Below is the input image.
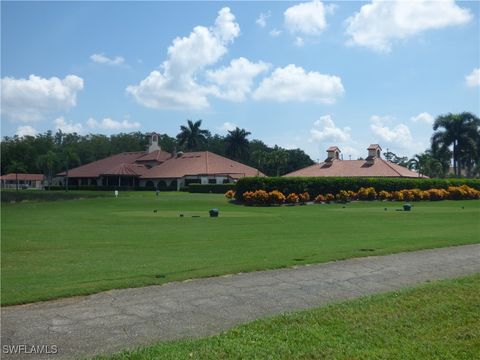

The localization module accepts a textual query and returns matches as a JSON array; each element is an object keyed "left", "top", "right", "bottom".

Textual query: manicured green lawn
[
  {"left": 1, "top": 192, "right": 479, "bottom": 305},
  {"left": 99, "top": 275, "right": 480, "bottom": 360}
]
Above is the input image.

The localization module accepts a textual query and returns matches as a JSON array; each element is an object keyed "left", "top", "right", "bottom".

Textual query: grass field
[
  {"left": 1, "top": 192, "right": 479, "bottom": 305},
  {"left": 99, "top": 274, "right": 480, "bottom": 360}
]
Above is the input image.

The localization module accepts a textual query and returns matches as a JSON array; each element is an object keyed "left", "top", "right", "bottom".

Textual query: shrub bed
[
  {"left": 1, "top": 190, "right": 110, "bottom": 203},
  {"left": 229, "top": 185, "right": 480, "bottom": 206},
  {"left": 235, "top": 177, "right": 480, "bottom": 201},
  {"left": 189, "top": 183, "right": 236, "bottom": 194}
]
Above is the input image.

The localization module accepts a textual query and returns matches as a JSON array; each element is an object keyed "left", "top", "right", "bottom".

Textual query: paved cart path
[{"left": 2, "top": 244, "right": 480, "bottom": 360}]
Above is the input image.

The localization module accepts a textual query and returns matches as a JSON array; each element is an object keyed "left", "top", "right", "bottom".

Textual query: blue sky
[{"left": 1, "top": 1, "right": 479, "bottom": 160}]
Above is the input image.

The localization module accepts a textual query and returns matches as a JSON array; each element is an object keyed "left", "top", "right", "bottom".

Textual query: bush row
[
  {"left": 1, "top": 191, "right": 109, "bottom": 203},
  {"left": 235, "top": 177, "right": 480, "bottom": 201},
  {"left": 226, "top": 185, "right": 480, "bottom": 206},
  {"left": 188, "top": 184, "right": 236, "bottom": 194}
]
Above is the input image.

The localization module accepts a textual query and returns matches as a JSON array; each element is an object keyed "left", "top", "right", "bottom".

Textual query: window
[{"left": 208, "top": 179, "right": 216, "bottom": 184}]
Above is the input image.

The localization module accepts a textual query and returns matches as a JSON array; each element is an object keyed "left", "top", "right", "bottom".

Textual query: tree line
[
  {"left": 2, "top": 112, "right": 479, "bottom": 182},
  {"left": 0, "top": 121, "right": 314, "bottom": 182}
]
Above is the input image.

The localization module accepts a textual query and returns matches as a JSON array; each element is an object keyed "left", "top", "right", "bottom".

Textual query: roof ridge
[{"left": 380, "top": 158, "right": 403, "bottom": 177}]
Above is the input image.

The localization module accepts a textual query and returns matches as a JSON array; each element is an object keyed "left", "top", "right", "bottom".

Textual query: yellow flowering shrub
[
  {"left": 286, "top": 193, "right": 299, "bottom": 204},
  {"left": 225, "top": 190, "right": 236, "bottom": 199}
]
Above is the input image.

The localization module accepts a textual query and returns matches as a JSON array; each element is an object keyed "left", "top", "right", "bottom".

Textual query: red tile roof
[
  {"left": 57, "top": 152, "right": 146, "bottom": 177},
  {"left": 327, "top": 146, "right": 341, "bottom": 152},
  {"left": 1, "top": 173, "right": 44, "bottom": 181},
  {"left": 141, "top": 151, "right": 264, "bottom": 179},
  {"left": 367, "top": 144, "right": 382, "bottom": 150},
  {"left": 101, "top": 163, "right": 149, "bottom": 176},
  {"left": 284, "top": 159, "right": 427, "bottom": 178},
  {"left": 135, "top": 150, "right": 172, "bottom": 163}
]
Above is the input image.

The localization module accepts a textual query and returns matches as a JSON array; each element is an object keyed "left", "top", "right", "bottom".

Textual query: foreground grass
[
  {"left": 1, "top": 192, "right": 479, "bottom": 305},
  {"left": 100, "top": 275, "right": 480, "bottom": 360}
]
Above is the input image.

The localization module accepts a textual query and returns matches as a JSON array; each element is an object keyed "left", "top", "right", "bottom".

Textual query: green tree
[
  {"left": 176, "top": 120, "right": 210, "bottom": 150},
  {"left": 408, "top": 152, "right": 443, "bottom": 178},
  {"left": 432, "top": 112, "right": 480, "bottom": 177},
  {"left": 61, "top": 148, "right": 80, "bottom": 191},
  {"left": 225, "top": 127, "right": 251, "bottom": 161},
  {"left": 6, "top": 161, "right": 27, "bottom": 192},
  {"left": 37, "top": 151, "right": 58, "bottom": 190}
]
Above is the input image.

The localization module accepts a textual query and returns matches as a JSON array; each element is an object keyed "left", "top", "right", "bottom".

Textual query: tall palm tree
[
  {"left": 176, "top": 120, "right": 210, "bottom": 150},
  {"left": 37, "top": 151, "right": 58, "bottom": 190},
  {"left": 225, "top": 127, "right": 251, "bottom": 161},
  {"left": 268, "top": 147, "right": 289, "bottom": 177},
  {"left": 408, "top": 152, "right": 443, "bottom": 178},
  {"left": 62, "top": 148, "right": 80, "bottom": 191},
  {"left": 6, "top": 161, "right": 27, "bottom": 192},
  {"left": 431, "top": 112, "right": 480, "bottom": 177}
]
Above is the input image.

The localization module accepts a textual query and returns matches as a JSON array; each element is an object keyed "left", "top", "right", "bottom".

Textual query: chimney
[
  {"left": 366, "top": 144, "right": 382, "bottom": 163},
  {"left": 147, "top": 132, "right": 161, "bottom": 153},
  {"left": 326, "top": 146, "right": 341, "bottom": 162}
]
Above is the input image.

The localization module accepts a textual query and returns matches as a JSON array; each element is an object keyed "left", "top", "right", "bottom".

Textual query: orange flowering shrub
[
  {"left": 426, "top": 188, "right": 448, "bottom": 201},
  {"left": 335, "top": 190, "right": 352, "bottom": 202},
  {"left": 268, "top": 190, "right": 286, "bottom": 205},
  {"left": 325, "top": 193, "right": 335, "bottom": 202},
  {"left": 314, "top": 194, "right": 325, "bottom": 203},
  {"left": 378, "top": 190, "right": 391, "bottom": 200},
  {"left": 225, "top": 190, "right": 236, "bottom": 199},
  {"left": 391, "top": 191, "right": 404, "bottom": 201},
  {"left": 286, "top": 193, "right": 299, "bottom": 204},
  {"left": 298, "top": 192, "right": 310, "bottom": 203},
  {"left": 448, "top": 185, "right": 480, "bottom": 200},
  {"left": 357, "top": 187, "right": 377, "bottom": 200}
]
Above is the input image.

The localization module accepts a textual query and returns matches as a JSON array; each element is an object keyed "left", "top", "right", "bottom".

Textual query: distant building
[
  {"left": 57, "top": 133, "right": 263, "bottom": 189},
  {"left": 284, "top": 144, "right": 426, "bottom": 178},
  {"left": 1, "top": 173, "right": 45, "bottom": 189}
]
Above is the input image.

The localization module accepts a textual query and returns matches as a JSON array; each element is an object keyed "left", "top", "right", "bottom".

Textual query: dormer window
[
  {"left": 366, "top": 144, "right": 382, "bottom": 163},
  {"left": 326, "top": 146, "right": 341, "bottom": 162}
]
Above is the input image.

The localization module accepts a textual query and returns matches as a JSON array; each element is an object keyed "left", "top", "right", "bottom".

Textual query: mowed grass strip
[
  {"left": 1, "top": 192, "right": 479, "bottom": 305},
  {"left": 99, "top": 275, "right": 480, "bottom": 360}
]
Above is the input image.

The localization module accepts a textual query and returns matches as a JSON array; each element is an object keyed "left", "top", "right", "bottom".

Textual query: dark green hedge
[
  {"left": 48, "top": 185, "right": 158, "bottom": 191},
  {"left": 1, "top": 190, "right": 110, "bottom": 203},
  {"left": 188, "top": 183, "right": 236, "bottom": 194},
  {"left": 235, "top": 177, "right": 480, "bottom": 201}
]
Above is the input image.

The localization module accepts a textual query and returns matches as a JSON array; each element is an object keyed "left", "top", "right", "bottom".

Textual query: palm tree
[
  {"left": 431, "top": 112, "right": 480, "bottom": 177},
  {"left": 225, "top": 127, "right": 251, "bottom": 161},
  {"left": 37, "top": 151, "right": 58, "bottom": 190},
  {"left": 268, "top": 147, "right": 289, "bottom": 177},
  {"left": 408, "top": 152, "right": 443, "bottom": 178},
  {"left": 176, "top": 120, "right": 210, "bottom": 150},
  {"left": 62, "top": 148, "right": 80, "bottom": 191},
  {"left": 6, "top": 161, "right": 27, "bottom": 192}
]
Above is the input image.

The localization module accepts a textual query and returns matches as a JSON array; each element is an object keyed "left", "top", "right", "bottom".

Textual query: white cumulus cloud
[
  {"left": 410, "top": 112, "right": 434, "bottom": 124},
  {"left": 370, "top": 115, "right": 424, "bottom": 154},
  {"left": 218, "top": 122, "right": 237, "bottom": 133},
  {"left": 87, "top": 117, "right": 141, "bottom": 130},
  {"left": 90, "top": 53, "right": 125, "bottom": 66},
  {"left": 465, "top": 68, "right": 480, "bottom": 87},
  {"left": 269, "top": 28, "right": 282, "bottom": 37},
  {"left": 16, "top": 125, "right": 37, "bottom": 137},
  {"left": 1, "top": 74, "right": 84, "bottom": 122},
  {"left": 253, "top": 64, "right": 344, "bottom": 104},
  {"left": 284, "top": 0, "right": 333, "bottom": 35},
  {"left": 346, "top": 0, "right": 472, "bottom": 52},
  {"left": 126, "top": 7, "right": 240, "bottom": 110},
  {"left": 54, "top": 116, "right": 84, "bottom": 134},
  {"left": 206, "top": 57, "right": 270, "bottom": 101},
  {"left": 256, "top": 11, "right": 270, "bottom": 28},
  {"left": 310, "top": 115, "right": 351, "bottom": 143}
]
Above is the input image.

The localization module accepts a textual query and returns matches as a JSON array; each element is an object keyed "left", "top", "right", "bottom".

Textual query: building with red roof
[
  {"left": 1, "top": 173, "right": 45, "bottom": 189},
  {"left": 284, "top": 144, "right": 426, "bottom": 178},
  {"left": 57, "top": 133, "right": 263, "bottom": 189}
]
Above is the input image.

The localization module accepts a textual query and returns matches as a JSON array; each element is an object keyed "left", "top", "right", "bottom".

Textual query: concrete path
[{"left": 2, "top": 244, "right": 479, "bottom": 360}]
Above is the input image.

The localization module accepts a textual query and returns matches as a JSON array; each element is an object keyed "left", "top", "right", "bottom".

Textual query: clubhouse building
[
  {"left": 57, "top": 133, "right": 263, "bottom": 189},
  {"left": 284, "top": 144, "right": 426, "bottom": 178}
]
